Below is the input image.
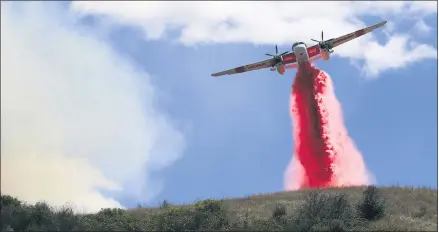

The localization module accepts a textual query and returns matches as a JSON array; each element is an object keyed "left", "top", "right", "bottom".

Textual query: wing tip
[
  {"left": 211, "top": 70, "right": 234, "bottom": 77},
  {"left": 211, "top": 73, "right": 223, "bottom": 77}
]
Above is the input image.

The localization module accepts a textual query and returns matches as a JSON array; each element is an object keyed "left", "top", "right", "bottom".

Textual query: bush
[
  {"left": 0, "top": 194, "right": 152, "bottom": 231},
  {"left": 193, "top": 199, "right": 230, "bottom": 230},
  {"left": 245, "top": 203, "right": 290, "bottom": 231},
  {"left": 311, "top": 219, "right": 346, "bottom": 232},
  {"left": 84, "top": 207, "right": 153, "bottom": 231},
  {"left": 51, "top": 206, "right": 79, "bottom": 231},
  {"left": 272, "top": 203, "right": 287, "bottom": 219},
  {"left": 411, "top": 205, "right": 426, "bottom": 218},
  {"left": 160, "top": 200, "right": 171, "bottom": 209},
  {"left": 356, "top": 186, "right": 385, "bottom": 221},
  {"left": 1, "top": 195, "right": 29, "bottom": 231},
  {"left": 288, "top": 192, "right": 357, "bottom": 232},
  {"left": 155, "top": 205, "right": 197, "bottom": 231},
  {"left": 0, "top": 189, "right": 389, "bottom": 232},
  {"left": 27, "top": 202, "right": 57, "bottom": 230},
  {"left": 0, "top": 195, "right": 61, "bottom": 231},
  {"left": 155, "top": 199, "right": 230, "bottom": 231},
  {"left": 1, "top": 195, "right": 22, "bottom": 208},
  {"left": 248, "top": 217, "right": 287, "bottom": 231}
]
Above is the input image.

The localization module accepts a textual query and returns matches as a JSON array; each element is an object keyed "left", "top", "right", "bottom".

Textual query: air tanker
[{"left": 211, "top": 21, "right": 387, "bottom": 77}]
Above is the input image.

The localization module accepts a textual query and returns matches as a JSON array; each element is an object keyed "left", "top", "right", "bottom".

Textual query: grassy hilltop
[{"left": 1, "top": 186, "right": 437, "bottom": 231}]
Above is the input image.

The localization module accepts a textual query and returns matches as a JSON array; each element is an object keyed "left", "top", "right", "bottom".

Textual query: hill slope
[
  {"left": 1, "top": 186, "right": 437, "bottom": 231},
  {"left": 226, "top": 186, "right": 437, "bottom": 231}
]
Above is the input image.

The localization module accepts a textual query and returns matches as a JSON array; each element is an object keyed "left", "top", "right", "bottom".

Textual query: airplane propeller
[
  {"left": 311, "top": 30, "right": 324, "bottom": 43},
  {"left": 265, "top": 45, "right": 289, "bottom": 58},
  {"left": 311, "top": 30, "right": 332, "bottom": 51}
]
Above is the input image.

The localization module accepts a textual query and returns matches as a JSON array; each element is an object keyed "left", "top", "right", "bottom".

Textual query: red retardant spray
[{"left": 284, "top": 62, "right": 373, "bottom": 190}]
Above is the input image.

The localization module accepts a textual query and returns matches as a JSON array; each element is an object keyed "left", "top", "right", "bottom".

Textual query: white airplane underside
[
  {"left": 270, "top": 49, "right": 334, "bottom": 75},
  {"left": 270, "top": 44, "right": 333, "bottom": 75}
]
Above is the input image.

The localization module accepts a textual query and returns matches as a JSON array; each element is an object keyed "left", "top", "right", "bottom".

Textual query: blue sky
[
  {"left": 109, "top": 17, "right": 438, "bottom": 207},
  {"left": 1, "top": 2, "right": 437, "bottom": 211}
]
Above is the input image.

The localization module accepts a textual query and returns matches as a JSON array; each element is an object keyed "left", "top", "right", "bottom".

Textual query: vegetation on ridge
[{"left": 1, "top": 185, "right": 436, "bottom": 231}]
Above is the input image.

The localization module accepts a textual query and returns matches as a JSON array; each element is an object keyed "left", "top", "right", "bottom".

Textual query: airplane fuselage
[
  {"left": 293, "top": 42, "right": 332, "bottom": 63},
  {"left": 293, "top": 43, "right": 310, "bottom": 63}
]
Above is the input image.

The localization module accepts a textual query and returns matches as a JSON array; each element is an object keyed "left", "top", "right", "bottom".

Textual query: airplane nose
[{"left": 294, "top": 45, "right": 308, "bottom": 63}]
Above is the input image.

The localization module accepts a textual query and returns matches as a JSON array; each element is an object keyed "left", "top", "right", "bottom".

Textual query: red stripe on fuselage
[
  {"left": 236, "top": 66, "right": 246, "bottom": 73},
  {"left": 247, "top": 62, "right": 267, "bottom": 70},
  {"left": 355, "top": 29, "right": 365, "bottom": 37},
  {"left": 337, "top": 29, "right": 365, "bottom": 46},
  {"left": 335, "top": 34, "right": 354, "bottom": 45}
]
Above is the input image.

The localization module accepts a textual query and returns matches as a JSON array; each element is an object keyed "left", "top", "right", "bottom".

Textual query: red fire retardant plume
[{"left": 284, "top": 62, "right": 374, "bottom": 190}]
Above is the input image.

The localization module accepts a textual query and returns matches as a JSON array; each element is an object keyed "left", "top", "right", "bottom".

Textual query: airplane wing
[
  {"left": 330, "top": 21, "right": 387, "bottom": 48},
  {"left": 285, "top": 63, "right": 298, "bottom": 69},
  {"left": 309, "top": 54, "right": 322, "bottom": 63},
  {"left": 211, "top": 58, "right": 277, "bottom": 77}
]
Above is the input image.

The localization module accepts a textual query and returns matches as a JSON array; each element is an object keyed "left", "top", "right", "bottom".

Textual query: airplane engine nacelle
[
  {"left": 320, "top": 50, "right": 330, "bottom": 61},
  {"left": 276, "top": 64, "right": 285, "bottom": 75}
]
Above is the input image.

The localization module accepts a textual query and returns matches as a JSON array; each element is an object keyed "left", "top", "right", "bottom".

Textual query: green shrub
[
  {"left": 272, "top": 203, "right": 287, "bottom": 219},
  {"left": 82, "top": 207, "right": 151, "bottom": 231},
  {"left": 0, "top": 188, "right": 391, "bottom": 232},
  {"left": 52, "top": 206, "right": 80, "bottom": 231},
  {"left": 1, "top": 195, "right": 23, "bottom": 231},
  {"left": 154, "top": 199, "right": 230, "bottom": 231},
  {"left": 156, "top": 205, "right": 198, "bottom": 231},
  {"left": 193, "top": 199, "right": 229, "bottom": 230},
  {"left": 249, "top": 217, "right": 286, "bottom": 231},
  {"left": 411, "top": 205, "right": 426, "bottom": 218},
  {"left": 311, "top": 219, "right": 346, "bottom": 232},
  {"left": 356, "top": 185, "right": 385, "bottom": 221},
  {"left": 1, "top": 195, "right": 22, "bottom": 208},
  {"left": 27, "top": 202, "right": 57, "bottom": 230},
  {"left": 0, "top": 195, "right": 59, "bottom": 231},
  {"left": 160, "top": 200, "right": 170, "bottom": 209},
  {"left": 288, "top": 192, "right": 357, "bottom": 232}
]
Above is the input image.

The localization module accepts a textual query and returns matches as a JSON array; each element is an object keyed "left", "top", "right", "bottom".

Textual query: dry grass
[{"left": 130, "top": 185, "right": 438, "bottom": 231}]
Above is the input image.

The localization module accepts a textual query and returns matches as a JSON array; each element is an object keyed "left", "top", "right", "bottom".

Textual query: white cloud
[
  {"left": 413, "top": 19, "right": 432, "bottom": 35},
  {"left": 70, "top": 1, "right": 437, "bottom": 77},
  {"left": 349, "top": 1, "right": 437, "bottom": 17},
  {"left": 360, "top": 35, "right": 437, "bottom": 77},
  {"left": 1, "top": 2, "right": 185, "bottom": 213}
]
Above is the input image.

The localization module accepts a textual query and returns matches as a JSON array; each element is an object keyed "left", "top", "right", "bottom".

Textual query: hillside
[{"left": 1, "top": 186, "right": 437, "bottom": 231}]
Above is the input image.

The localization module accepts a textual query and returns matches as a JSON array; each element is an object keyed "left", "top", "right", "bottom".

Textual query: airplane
[{"left": 211, "top": 21, "right": 387, "bottom": 77}]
